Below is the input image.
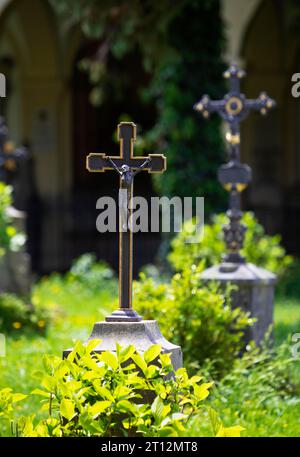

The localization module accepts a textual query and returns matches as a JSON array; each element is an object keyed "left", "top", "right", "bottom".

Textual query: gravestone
[
  {"left": 194, "top": 63, "right": 276, "bottom": 344},
  {"left": 0, "top": 116, "right": 31, "bottom": 295},
  {"left": 64, "top": 122, "right": 182, "bottom": 370}
]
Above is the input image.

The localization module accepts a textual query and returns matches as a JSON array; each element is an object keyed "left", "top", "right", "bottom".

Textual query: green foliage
[
  {"left": 0, "top": 262, "right": 299, "bottom": 436},
  {"left": 2, "top": 342, "right": 242, "bottom": 437},
  {"left": 134, "top": 265, "right": 253, "bottom": 377},
  {"left": 187, "top": 342, "right": 300, "bottom": 437},
  {"left": 51, "top": 0, "right": 226, "bottom": 210},
  {"left": 0, "top": 183, "right": 25, "bottom": 257},
  {"left": 146, "top": 0, "right": 226, "bottom": 210},
  {"left": 68, "top": 253, "right": 117, "bottom": 292},
  {"left": 32, "top": 254, "right": 117, "bottom": 324},
  {"left": 0, "top": 293, "right": 51, "bottom": 334},
  {"left": 0, "top": 388, "right": 26, "bottom": 426},
  {"left": 169, "top": 212, "right": 293, "bottom": 276},
  {"left": 277, "top": 258, "right": 300, "bottom": 298}
]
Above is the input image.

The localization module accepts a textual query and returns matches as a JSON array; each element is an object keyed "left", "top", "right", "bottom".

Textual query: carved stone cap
[{"left": 201, "top": 262, "right": 277, "bottom": 285}]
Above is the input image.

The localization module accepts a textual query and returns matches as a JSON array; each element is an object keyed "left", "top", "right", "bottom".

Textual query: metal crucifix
[
  {"left": 194, "top": 63, "right": 276, "bottom": 263},
  {"left": 87, "top": 122, "right": 166, "bottom": 322}
]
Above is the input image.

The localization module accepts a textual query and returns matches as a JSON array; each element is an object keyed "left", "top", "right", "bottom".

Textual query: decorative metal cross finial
[
  {"left": 87, "top": 122, "right": 166, "bottom": 322},
  {"left": 0, "top": 116, "right": 26, "bottom": 183},
  {"left": 194, "top": 63, "right": 276, "bottom": 263}
]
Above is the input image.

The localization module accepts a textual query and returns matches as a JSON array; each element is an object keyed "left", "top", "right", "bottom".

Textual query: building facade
[{"left": 0, "top": 0, "right": 299, "bottom": 273}]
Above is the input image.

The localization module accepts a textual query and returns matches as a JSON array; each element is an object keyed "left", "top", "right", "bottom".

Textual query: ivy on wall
[{"left": 51, "top": 0, "right": 227, "bottom": 213}]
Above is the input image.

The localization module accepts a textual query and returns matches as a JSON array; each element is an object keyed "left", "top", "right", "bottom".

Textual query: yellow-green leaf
[
  {"left": 132, "top": 353, "right": 147, "bottom": 373},
  {"left": 31, "top": 389, "right": 50, "bottom": 398},
  {"left": 89, "top": 400, "right": 111, "bottom": 419},
  {"left": 216, "top": 425, "right": 245, "bottom": 437},
  {"left": 60, "top": 398, "right": 76, "bottom": 421},
  {"left": 194, "top": 382, "right": 213, "bottom": 401},
  {"left": 144, "top": 345, "right": 162, "bottom": 364},
  {"left": 86, "top": 339, "right": 102, "bottom": 353},
  {"left": 11, "top": 393, "right": 27, "bottom": 403},
  {"left": 100, "top": 352, "right": 118, "bottom": 370}
]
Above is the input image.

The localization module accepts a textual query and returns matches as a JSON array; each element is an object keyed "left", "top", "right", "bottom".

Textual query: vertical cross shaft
[
  {"left": 86, "top": 122, "right": 166, "bottom": 322},
  {"left": 194, "top": 63, "right": 276, "bottom": 263},
  {"left": 118, "top": 126, "right": 135, "bottom": 315}
]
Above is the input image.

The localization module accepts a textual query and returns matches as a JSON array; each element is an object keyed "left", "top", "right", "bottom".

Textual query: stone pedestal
[
  {"left": 0, "top": 206, "right": 31, "bottom": 295},
  {"left": 201, "top": 262, "right": 276, "bottom": 345},
  {"left": 63, "top": 320, "right": 183, "bottom": 371}
]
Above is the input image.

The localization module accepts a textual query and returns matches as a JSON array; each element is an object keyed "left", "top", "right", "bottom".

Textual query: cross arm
[
  {"left": 86, "top": 152, "right": 166, "bottom": 174},
  {"left": 245, "top": 92, "right": 276, "bottom": 116},
  {"left": 86, "top": 153, "right": 114, "bottom": 173},
  {"left": 194, "top": 95, "right": 226, "bottom": 119}
]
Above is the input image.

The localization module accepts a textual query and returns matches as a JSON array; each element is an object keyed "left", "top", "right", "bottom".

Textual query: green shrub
[
  {"left": 0, "top": 293, "right": 51, "bottom": 334},
  {"left": 32, "top": 254, "right": 117, "bottom": 322},
  {"left": 186, "top": 341, "right": 300, "bottom": 437},
  {"left": 68, "top": 253, "right": 117, "bottom": 292},
  {"left": 134, "top": 265, "right": 253, "bottom": 377},
  {"left": 168, "top": 212, "right": 293, "bottom": 276},
  {"left": 0, "top": 388, "right": 26, "bottom": 427},
  {"left": 0, "top": 183, "right": 26, "bottom": 257},
  {"left": 277, "top": 258, "right": 300, "bottom": 298},
  {"left": 2, "top": 342, "right": 243, "bottom": 437}
]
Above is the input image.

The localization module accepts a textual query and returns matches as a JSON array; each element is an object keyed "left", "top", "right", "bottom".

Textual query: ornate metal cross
[
  {"left": 194, "top": 63, "right": 276, "bottom": 263},
  {"left": 0, "top": 116, "right": 26, "bottom": 183},
  {"left": 87, "top": 122, "right": 166, "bottom": 322}
]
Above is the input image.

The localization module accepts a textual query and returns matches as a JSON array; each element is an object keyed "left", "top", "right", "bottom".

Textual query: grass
[
  {"left": 0, "top": 271, "right": 116, "bottom": 434},
  {"left": 274, "top": 296, "right": 300, "bottom": 345},
  {"left": 0, "top": 269, "right": 300, "bottom": 437}
]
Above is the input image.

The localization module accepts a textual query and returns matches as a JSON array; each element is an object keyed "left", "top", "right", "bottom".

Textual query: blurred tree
[{"left": 51, "top": 0, "right": 226, "bottom": 213}]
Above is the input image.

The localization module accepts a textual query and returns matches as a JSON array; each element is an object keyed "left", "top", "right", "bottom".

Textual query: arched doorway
[
  {"left": 240, "top": 0, "right": 300, "bottom": 255},
  {"left": 69, "top": 42, "right": 161, "bottom": 275}
]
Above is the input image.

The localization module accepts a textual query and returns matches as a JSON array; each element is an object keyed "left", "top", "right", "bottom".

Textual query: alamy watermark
[
  {"left": 291, "top": 333, "right": 300, "bottom": 358},
  {"left": 291, "top": 73, "right": 300, "bottom": 97},
  {"left": 96, "top": 193, "right": 204, "bottom": 243},
  {"left": 0, "top": 73, "right": 5, "bottom": 98}
]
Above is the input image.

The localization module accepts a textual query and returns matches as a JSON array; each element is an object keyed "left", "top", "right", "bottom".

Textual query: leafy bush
[
  {"left": 277, "top": 257, "right": 300, "bottom": 298},
  {"left": 187, "top": 341, "right": 300, "bottom": 437},
  {"left": 0, "top": 293, "right": 51, "bottom": 334},
  {"left": 0, "top": 183, "right": 25, "bottom": 257},
  {"left": 2, "top": 342, "right": 242, "bottom": 437},
  {"left": 68, "top": 253, "right": 117, "bottom": 292},
  {"left": 32, "top": 254, "right": 117, "bottom": 323},
  {"left": 0, "top": 388, "right": 26, "bottom": 428},
  {"left": 169, "top": 212, "right": 293, "bottom": 276},
  {"left": 134, "top": 265, "right": 253, "bottom": 377}
]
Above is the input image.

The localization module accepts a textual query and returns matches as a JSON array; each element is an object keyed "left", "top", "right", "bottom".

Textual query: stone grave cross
[
  {"left": 194, "top": 63, "right": 276, "bottom": 262},
  {"left": 87, "top": 122, "right": 166, "bottom": 322}
]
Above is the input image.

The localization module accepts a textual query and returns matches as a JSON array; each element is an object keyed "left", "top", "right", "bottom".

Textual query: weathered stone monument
[
  {"left": 0, "top": 116, "right": 31, "bottom": 295},
  {"left": 64, "top": 122, "right": 182, "bottom": 369},
  {"left": 194, "top": 63, "right": 276, "bottom": 344}
]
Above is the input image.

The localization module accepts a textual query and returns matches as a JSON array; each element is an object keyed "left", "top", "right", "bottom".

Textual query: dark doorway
[{"left": 70, "top": 41, "right": 161, "bottom": 275}]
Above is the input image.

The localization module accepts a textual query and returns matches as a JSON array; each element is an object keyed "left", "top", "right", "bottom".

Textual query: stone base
[
  {"left": 105, "top": 308, "right": 142, "bottom": 322},
  {"left": 63, "top": 320, "right": 183, "bottom": 371},
  {"left": 201, "top": 262, "right": 277, "bottom": 345},
  {"left": 0, "top": 206, "right": 31, "bottom": 295}
]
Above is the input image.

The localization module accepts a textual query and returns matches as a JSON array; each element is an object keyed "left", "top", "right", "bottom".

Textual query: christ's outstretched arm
[
  {"left": 133, "top": 157, "right": 151, "bottom": 177},
  {"left": 107, "top": 157, "right": 122, "bottom": 175}
]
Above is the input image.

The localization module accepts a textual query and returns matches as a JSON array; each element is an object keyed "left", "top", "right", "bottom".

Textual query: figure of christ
[{"left": 107, "top": 157, "right": 152, "bottom": 231}]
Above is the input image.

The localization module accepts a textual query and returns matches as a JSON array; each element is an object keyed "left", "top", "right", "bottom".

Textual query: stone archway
[
  {"left": 234, "top": 0, "right": 300, "bottom": 256},
  {"left": 0, "top": 0, "right": 73, "bottom": 271}
]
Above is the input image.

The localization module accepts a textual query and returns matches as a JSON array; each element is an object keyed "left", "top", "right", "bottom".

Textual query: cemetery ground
[{"left": 0, "top": 247, "right": 300, "bottom": 437}]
